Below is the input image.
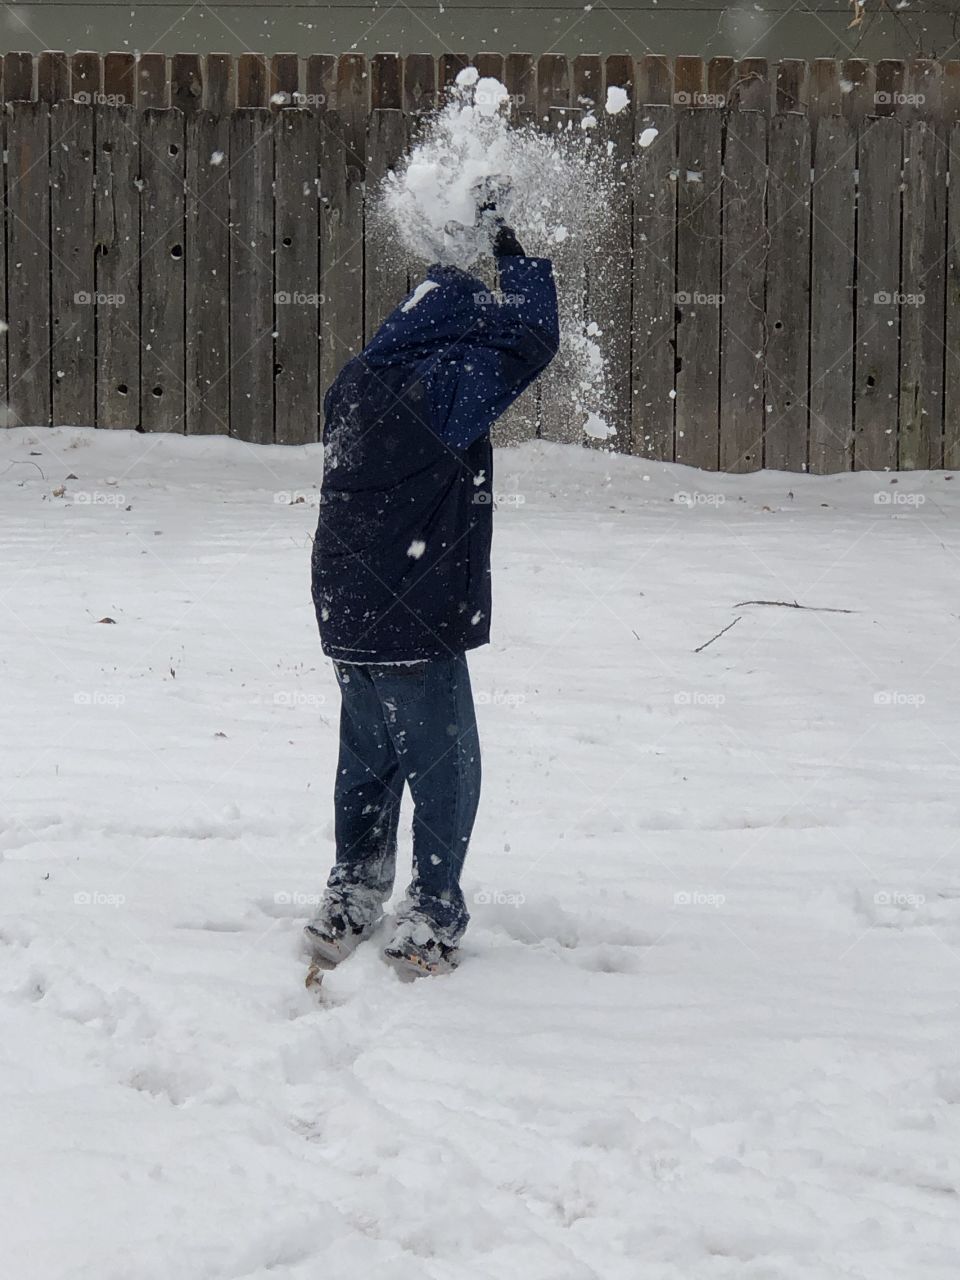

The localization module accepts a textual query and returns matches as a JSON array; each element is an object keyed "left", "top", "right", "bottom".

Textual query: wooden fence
[{"left": 2, "top": 50, "right": 960, "bottom": 471}]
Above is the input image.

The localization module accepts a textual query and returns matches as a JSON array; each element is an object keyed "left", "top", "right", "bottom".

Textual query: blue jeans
[{"left": 326, "top": 652, "right": 481, "bottom": 946}]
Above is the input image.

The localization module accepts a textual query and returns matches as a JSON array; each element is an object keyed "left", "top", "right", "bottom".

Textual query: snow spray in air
[{"left": 369, "top": 65, "right": 633, "bottom": 445}]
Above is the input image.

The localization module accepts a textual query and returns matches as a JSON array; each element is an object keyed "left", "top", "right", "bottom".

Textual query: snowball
[
  {"left": 638, "top": 127, "right": 659, "bottom": 148},
  {"left": 456, "top": 66, "right": 479, "bottom": 87},
  {"left": 584, "top": 412, "right": 615, "bottom": 440},
  {"left": 407, "top": 540, "right": 426, "bottom": 559},
  {"left": 605, "top": 86, "right": 630, "bottom": 115},
  {"left": 473, "top": 76, "right": 510, "bottom": 117}
]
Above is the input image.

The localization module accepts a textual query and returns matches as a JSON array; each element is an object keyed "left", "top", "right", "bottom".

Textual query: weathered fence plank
[
  {"left": 172, "top": 54, "right": 202, "bottom": 113},
  {"left": 137, "top": 53, "right": 167, "bottom": 108},
  {"left": 809, "top": 59, "right": 840, "bottom": 124},
  {"left": 809, "top": 114, "right": 856, "bottom": 474},
  {"left": 205, "top": 53, "right": 234, "bottom": 111},
  {"left": 94, "top": 104, "right": 139, "bottom": 429},
  {"left": 304, "top": 54, "right": 335, "bottom": 111},
  {"left": 185, "top": 110, "right": 230, "bottom": 435},
  {"left": 764, "top": 112, "right": 811, "bottom": 473},
  {"left": 841, "top": 59, "right": 875, "bottom": 126},
  {"left": 540, "top": 106, "right": 585, "bottom": 446},
  {"left": 271, "top": 52, "right": 300, "bottom": 106},
  {"left": 50, "top": 101, "right": 96, "bottom": 427},
  {"left": 338, "top": 53, "right": 367, "bottom": 172},
  {"left": 675, "top": 108, "right": 723, "bottom": 470},
  {"left": 899, "top": 119, "right": 946, "bottom": 469},
  {"left": 675, "top": 56, "right": 704, "bottom": 108},
  {"left": 7, "top": 103, "right": 50, "bottom": 426},
  {"left": 734, "top": 58, "right": 770, "bottom": 112},
  {"left": 104, "top": 52, "right": 134, "bottom": 104},
  {"left": 945, "top": 121, "right": 960, "bottom": 469},
  {"left": 70, "top": 52, "right": 102, "bottom": 103},
  {"left": 237, "top": 55, "right": 268, "bottom": 108},
  {"left": 587, "top": 66, "right": 633, "bottom": 449},
  {"left": 504, "top": 53, "right": 535, "bottom": 123},
  {"left": 720, "top": 110, "right": 766, "bottom": 473},
  {"left": 403, "top": 53, "right": 436, "bottom": 114},
  {"left": 637, "top": 55, "right": 672, "bottom": 106},
  {"left": 319, "top": 110, "right": 363, "bottom": 406},
  {"left": 491, "top": 59, "right": 542, "bottom": 445},
  {"left": 4, "top": 52, "right": 34, "bottom": 101},
  {"left": 275, "top": 108, "right": 320, "bottom": 446},
  {"left": 776, "top": 59, "right": 808, "bottom": 114},
  {"left": 855, "top": 117, "right": 902, "bottom": 472},
  {"left": 365, "top": 108, "right": 409, "bottom": 340},
  {"left": 0, "top": 112, "right": 8, "bottom": 419},
  {"left": 140, "top": 109, "right": 186, "bottom": 433},
  {"left": 572, "top": 54, "right": 601, "bottom": 107},
  {"left": 372, "top": 53, "right": 402, "bottom": 110},
  {"left": 707, "top": 57, "right": 734, "bottom": 104},
  {"left": 38, "top": 52, "right": 70, "bottom": 103},
  {"left": 229, "top": 110, "right": 274, "bottom": 444},
  {"left": 632, "top": 103, "right": 676, "bottom": 460}
]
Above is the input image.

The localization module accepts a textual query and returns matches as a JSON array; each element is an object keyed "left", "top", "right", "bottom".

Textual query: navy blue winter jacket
[{"left": 312, "top": 255, "right": 559, "bottom": 662}]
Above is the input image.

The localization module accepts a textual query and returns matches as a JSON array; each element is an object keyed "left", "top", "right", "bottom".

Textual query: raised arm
[{"left": 423, "top": 239, "right": 560, "bottom": 450}]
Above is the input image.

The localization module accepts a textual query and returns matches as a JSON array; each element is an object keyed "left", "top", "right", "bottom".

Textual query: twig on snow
[
  {"left": 733, "top": 599, "right": 854, "bottom": 614},
  {"left": 694, "top": 616, "right": 741, "bottom": 654},
  {"left": 0, "top": 458, "right": 46, "bottom": 481}
]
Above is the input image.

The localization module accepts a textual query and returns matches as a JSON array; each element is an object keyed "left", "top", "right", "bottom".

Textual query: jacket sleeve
[{"left": 424, "top": 256, "right": 560, "bottom": 450}]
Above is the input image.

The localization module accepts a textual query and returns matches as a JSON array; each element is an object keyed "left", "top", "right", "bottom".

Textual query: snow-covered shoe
[
  {"left": 382, "top": 914, "right": 460, "bottom": 979},
  {"left": 303, "top": 885, "right": 384, "bottom": 968}
]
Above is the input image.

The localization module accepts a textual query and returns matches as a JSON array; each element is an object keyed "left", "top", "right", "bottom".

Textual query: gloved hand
[{"left": 491, "top": 221, "right": 525, "bottom": 257}]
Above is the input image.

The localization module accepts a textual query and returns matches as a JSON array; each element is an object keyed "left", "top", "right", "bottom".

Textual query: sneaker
[
  {"left": 304, "top": 885, "right": 383, "bottom": 968},
  {"left": 382, "top": 913, "right": 460, "bottom": 978}
]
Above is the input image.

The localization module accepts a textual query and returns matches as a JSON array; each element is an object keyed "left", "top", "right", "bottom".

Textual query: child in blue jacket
[{"left": 307, "top": 214, "right": 559, "bottom": 976}]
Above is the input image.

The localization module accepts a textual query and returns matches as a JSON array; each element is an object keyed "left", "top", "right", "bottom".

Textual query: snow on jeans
[{"left": 327, "top": 652, "right": 481, "bottom": 947}]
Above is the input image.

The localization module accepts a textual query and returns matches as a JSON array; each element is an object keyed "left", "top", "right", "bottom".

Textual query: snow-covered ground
[{"left": 3, "top": 426, "right": 960, "bottom": 1279}]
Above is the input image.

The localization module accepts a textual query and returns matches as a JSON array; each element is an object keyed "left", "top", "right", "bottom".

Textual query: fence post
[
  {"left": 675, "top": 108, "right": 723, "bottom": 469},
  {"left": 809, "top": 114, "right": 856, "bottom": 474},
  {"left": 7, "top": 103, "right": 51, "bottom": 425},
  {"left": 275, "top": 109, "right": 320, "bottom": 446},
  {"left": 51, "top": 100, "right": 96, "bottom": 427},
  {"left": 899, "top": 116, "right": 946, "bottom": 469},
  {"left": 229, "top": 110, "right": 275, "bottom": 443},
  {"left": 140, "top": 108, "right": 186, "bottom": 433},
  {"left": 854, "top": 117, "right": 902, "bottom": 471},
  {"left": 720, "top": 110, "right": 766, "bottom": 473},
  {"left": 185, "top": 107, "right": 231, "bottom": 436},
  {"left": 94, "top": 100, "right": 140, "bottom": 429},
  {"left": 632, "top": 102, "right": 676, "bottom": 461},
  {"left": 764, "top": 112, "right": 811, "bottom": 473}
]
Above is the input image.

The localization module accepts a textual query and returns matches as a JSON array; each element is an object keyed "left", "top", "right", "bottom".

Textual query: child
[{"left": 307, "top": 207, "right": 559, "bottom": 976}]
